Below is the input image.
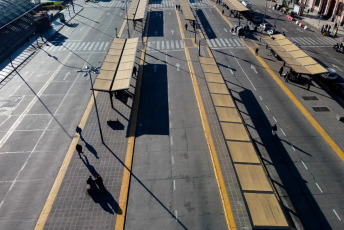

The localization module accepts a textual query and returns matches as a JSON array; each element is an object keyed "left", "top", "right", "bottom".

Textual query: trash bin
[{"left": 59, "top": 13, "right": 65, "bottom": 23}]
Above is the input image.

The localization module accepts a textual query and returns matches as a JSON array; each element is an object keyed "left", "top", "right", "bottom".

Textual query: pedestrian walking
[
  {"left": 255, "top": 47, "right": 259, "bottom": 56},
  {"left": 328, "top": 25, "right": 331, "bottom": 31},
  {"left": 279, "top": 66, "right": 284, "bottom": 76},
  {"left": 325, "top": 24, "right": 328, "bottom": 30},
  {"left": 282, "top": 31, "right": 286, "bottom": 36},
  {"left": 133, "top": 66, "right": 137, "bottom": 76},
  {"left": 185, "top": 23, "right": 188, "bottom": 31},
  {"left": 272, "top": 124, "right": 277, "bottom": 135},
  {"left": 321, "top": 24, "right": 324, "bottom": 32},
  {"left": 40, "top": 34, "right": 44, "bottom": 42},
  {"left": 285, "top": 72, "right": 289, "bottom": 82},
  {"left": 222, "top": 10, "right": 224, "bottom": 15},
  {"left": 266, "top": 44, "right": 269, "bottom": 49},
  {"left": 76, "top": 126, "right": 82, "bottom": 134}
]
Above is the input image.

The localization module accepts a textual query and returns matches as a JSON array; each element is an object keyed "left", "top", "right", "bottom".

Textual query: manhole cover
[
  {"left": 302, "top": 96, "right": 318, "bottom": 101},
  {"left": 312, "top": 107, "right": 330, "bottom": 112}
]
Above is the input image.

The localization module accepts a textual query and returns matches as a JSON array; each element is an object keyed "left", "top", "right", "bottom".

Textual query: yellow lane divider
[
  {"left": 114, "top": 5, "right": 151, "bottom": 230},
  {"left": 35, "top": 13, "right": 134, "bottom": 230},
  {"left": 244, "top": 40, "right": 344, "bottom": 161},
  {"left": 35, "top": 88, "right": 98, "bottom": 230},
  {"left": 214, "top": 1, "right": 344, "bottom": 161},
  {"left": 175, "top": 4, "right": 236, "bottom": 230}
]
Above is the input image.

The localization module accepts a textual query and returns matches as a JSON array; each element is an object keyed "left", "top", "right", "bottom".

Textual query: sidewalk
[
  {"left": 0, "top": 1, "right": 83, "bottom": 85},
  {"left": 295, "top": 6, "right": 344, "bottom": 42}
]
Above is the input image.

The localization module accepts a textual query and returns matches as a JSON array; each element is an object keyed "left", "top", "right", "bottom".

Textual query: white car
[
  {"left": 321, "top": 68, "right": 337, "bottom": 80},
  {"left": 242, "top": 1, "right": 252, "bottom": 8}
]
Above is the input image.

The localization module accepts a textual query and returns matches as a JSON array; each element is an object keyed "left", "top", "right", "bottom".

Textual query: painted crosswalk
[
  {"left": 147, "top": 40, "right": 184, "bottom": 51},
  {"left": 150, "top": 0, "right": 212, "bottom": 8},
  {"left": 85, "top": 0, "right": 127, "bottom": 8},
  {"left": 146, "top": 38, "right": 245, "bottom": 51},
  {"left": 206, "top": 38, "right": 245, "bottom": 48},
  {"left": 44, "top": 41, "right": 110, "bottom": 52},
  {"left": 288, "top": 36, "right": 336, "bottom": 46}
]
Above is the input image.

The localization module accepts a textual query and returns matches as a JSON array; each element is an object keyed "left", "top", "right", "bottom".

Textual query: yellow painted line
[
  {"left": 243, "top": 39, "right": 344, "bottom": 161},
  {"left": 114, "top": 5, "right": 151, "bottom": 230},
  {"left": 118, "top": 19, "right": 127, "bottom": 38},
  {"left": 35, "top": 92, "right": 98, "bottom": 229},
  {"left": 175, "top": 5, "right": 236, "bottom": 230}
]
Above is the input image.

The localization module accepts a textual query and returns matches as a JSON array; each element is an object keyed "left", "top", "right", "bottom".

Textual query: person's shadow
[
  {"left": 79, "top": 153, "right": 99, "bottom": 177},
  {"left": 87, "top": 178, "right": 122, "bottom": 214},
  {"left": 77, "top": 126, "right": 99, "bottom": 159}
]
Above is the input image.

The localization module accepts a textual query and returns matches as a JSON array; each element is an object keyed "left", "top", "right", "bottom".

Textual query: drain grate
[
  {"left": 302, "top": 96, "right": 319, "bottom": 101},
  {"left": 312, "top": 106, "right": 330, "bottom": 112}
]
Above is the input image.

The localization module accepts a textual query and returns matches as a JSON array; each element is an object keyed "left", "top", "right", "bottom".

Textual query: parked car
[
  {"left": 320, "top": 68, "right": 338, "bottom": 80},
  {"left": 259, "top": 23, "right": 271, "bottom": 31},
  {"left": 333, "top": 83, "right": 344, "bottom": 96},
  {"left": 242, "top": 0, "right": 252, "bottom": 8}
]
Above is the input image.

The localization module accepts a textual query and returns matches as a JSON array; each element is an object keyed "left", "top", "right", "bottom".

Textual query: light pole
[
  {"left": 126, "top": 0, "right": 130, "bottom": 38},
  {"left": 77, "top": 66, "right": 104, "bottom": 144},
  {"left": 273, "top": 14, "right": 284, "bottom": 28}
]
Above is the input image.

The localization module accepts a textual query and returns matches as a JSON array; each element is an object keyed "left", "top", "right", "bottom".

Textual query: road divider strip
[
  {"left": 175, "top": 5, "right": 236, "bottom": 230},
  {"left": 114, "top": 5, "right": 151, "bottom": 230}
]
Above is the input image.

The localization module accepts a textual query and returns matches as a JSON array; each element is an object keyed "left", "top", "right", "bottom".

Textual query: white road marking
[
  {"left": 301, "top": 160, "right": 308, "bottom": 170},
  {"left": 273, "top": 116, "right": 277, "bottom": 122},
  {"left": 291, "top": 144, "right": 296, "bottom": 151},
  {"left": 172, "top": 156, "right": 174, "bottom": 165},
  {"left": 170, "top": 136, "right": 173, "bottom": 145},
  {"left": 175, "top": 210, "right": 178, "bottom": 222},
  {"left": 259, "top": 96, "right": 263, "bottom": 101},
  {"left": 265, "top": 105, "right": 269, "bottom": 110},
  {"left": 282, "top": 28, "right": 288, "bottom": 32},
  {"left": 280, "top": 128, "right": 286, "bottom": 136},
  {"left": 230, "top": 50, "right": 256, "bottom": 90},
  {"left": 333, "top": 209, "right": 342, "bottom": 221},
  {"left": 173, "top": 179, "right": 176, "bottom": 190},
  {"left": 316, "top": 183, "right": 323, "bottom": 193}
]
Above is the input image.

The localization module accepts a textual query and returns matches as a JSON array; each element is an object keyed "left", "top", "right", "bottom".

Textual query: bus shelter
[{"left": 264, "top": 34, "right": 328, "bottom": 89}]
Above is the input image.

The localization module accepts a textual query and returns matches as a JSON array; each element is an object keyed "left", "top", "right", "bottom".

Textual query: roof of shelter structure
[
  {"left": 180, "top": 0, "right": 196, "bottom": 21},
  {"left": 0, "top": 0, "right": 36, "bottom": 27},
  {"left": 134, "top": 0, "right": 148, "bottom": 20},
  {"left": 264, "top": 34, "right": 328, "bottom": 75},
  {"left": 222, "top": 0, "right": 249, "bottom": 12}
]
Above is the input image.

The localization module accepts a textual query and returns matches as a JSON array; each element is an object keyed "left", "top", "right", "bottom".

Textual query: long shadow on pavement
[
  {"left": 237, "top": 89, "right": 331, "bottom": 229},
  {"left": 103, "top": 143, "right": 187, "bottom": 229}
]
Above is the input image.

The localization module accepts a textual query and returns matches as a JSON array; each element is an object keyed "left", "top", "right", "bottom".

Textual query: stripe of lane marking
[
  {"left": 242, "top": 39, "right": 344, "bottom": 162},
  {"left": 34, "top": 90, "right": 98, "bottom": 230},
  {"left": 114, "top": 5, "right": 152, "bottom": 230},
  {"left": 175, "top": 4, "right": 236, "bottom": 230}
]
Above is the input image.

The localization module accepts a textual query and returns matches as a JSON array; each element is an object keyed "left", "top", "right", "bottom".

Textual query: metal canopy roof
[
  {"left": 126, "top": 0, "right": 140, "bottom": 20},
  {"left": 264, "top": 34, "right": 328, "bottom": 75},
  {"left": 134, "top": 0, "right": 148, "bottom": 20},
  {"left": 180, "top": 0, "right": 196, "bottom": 21},
  {"left": 93, "top": 38, "right": 138, "bottom": 92},
  {"left": 222, "top": 0, "right": 249, "bottom": 12}
]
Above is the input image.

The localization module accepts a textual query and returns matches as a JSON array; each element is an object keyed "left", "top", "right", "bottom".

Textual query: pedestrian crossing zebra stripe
[
  {"left": 44, "top": 41, "right": 111, "bottom": 52},
  {"left": 86, "top": 1, "right": 126, "bottom": 8},
  {"left": 288, "top": 36, "right": 335, "bottom": 46}
]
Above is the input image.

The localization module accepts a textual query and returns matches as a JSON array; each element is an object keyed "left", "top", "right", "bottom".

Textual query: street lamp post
[
  {"left": 77, "top": 66, "right": 104, "bottom": 144},
  {"left": 126, "top": 0, "right": 130, "bottom": 38},
  {"left": 273, "top": 14, "right": 284, "bottom": 28}
]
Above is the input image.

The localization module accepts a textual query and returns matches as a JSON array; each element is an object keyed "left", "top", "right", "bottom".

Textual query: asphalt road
[
  {"left": 0, "top": 2, "right": 122, "bottom": 229},
  {"left": 1, "top": 0, "right": 344, "bottom": 229},
  {"left": 125, "top": 6, "right": 227, "bottom": 229},
  {"left": 208, "top": 1, "right": 344, "bottom": 229}
]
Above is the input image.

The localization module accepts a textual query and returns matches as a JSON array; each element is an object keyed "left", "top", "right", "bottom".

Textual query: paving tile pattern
[{"left": 44, "top": 54, "right": 140, "bottom": 229}]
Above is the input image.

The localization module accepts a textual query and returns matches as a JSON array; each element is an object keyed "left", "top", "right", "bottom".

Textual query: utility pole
[{"left": 77, "top": 66, "right": 104, "bottom": 144}]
